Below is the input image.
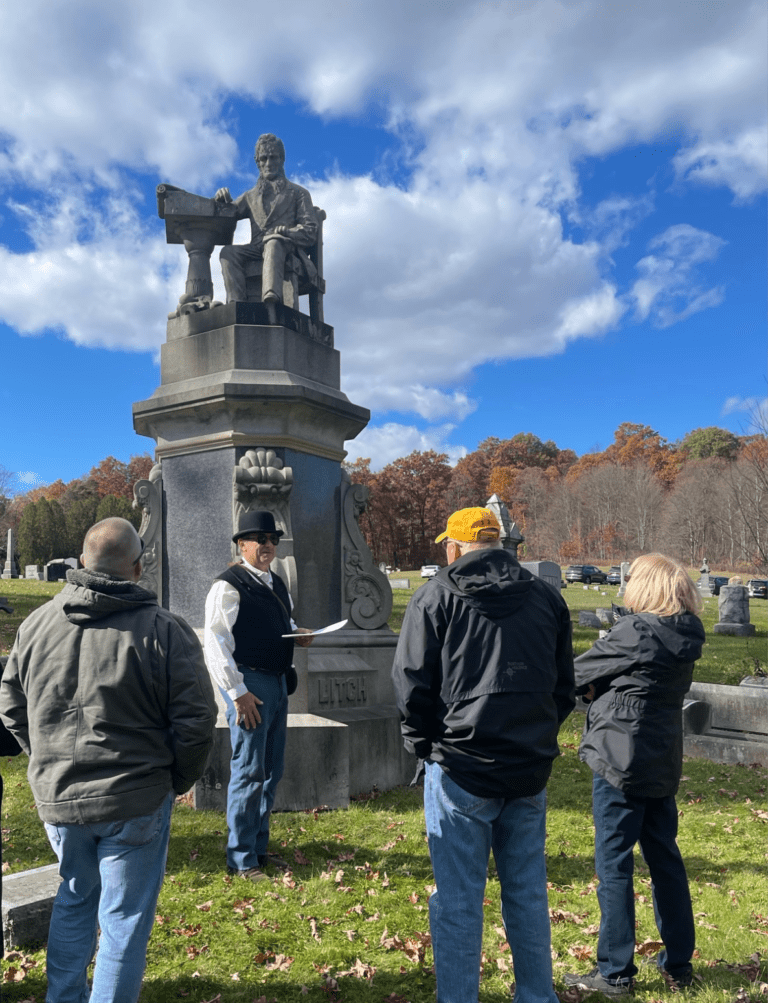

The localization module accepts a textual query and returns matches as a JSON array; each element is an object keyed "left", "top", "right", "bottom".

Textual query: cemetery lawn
[
  {"left": 2, "top": 715, "right": 767, "bottom": 1001},
  {"left": 389, "top": 571, "right": 768, "bottom": 686}
]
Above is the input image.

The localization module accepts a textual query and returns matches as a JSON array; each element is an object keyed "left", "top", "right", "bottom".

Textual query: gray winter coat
[{"left": 0, "top": 570, "right": 217, "bottom": 824}]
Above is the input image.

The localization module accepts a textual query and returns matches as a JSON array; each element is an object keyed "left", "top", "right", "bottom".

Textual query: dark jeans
[{"left": 592, "top": 773, "right": 694, "bottom": 983}]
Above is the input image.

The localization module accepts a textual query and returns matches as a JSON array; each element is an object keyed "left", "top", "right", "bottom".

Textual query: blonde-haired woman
[{"left": 565, "top": 554, "right": 705, "bottom": 997}]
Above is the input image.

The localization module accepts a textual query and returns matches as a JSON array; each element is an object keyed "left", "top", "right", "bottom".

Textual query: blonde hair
[{"left": 624, "top": 553, "right": 702, "bottom": 617}]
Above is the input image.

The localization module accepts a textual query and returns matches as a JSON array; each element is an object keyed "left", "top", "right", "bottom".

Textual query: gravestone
[
  {"left": 578, "top": 611, "right": 602, "bottom": 628},
  {"left": 713, "top": 584, "right": 756, "bottom": 636},
  {"left": 618, "top": 561, "right": 631, "bottom": 597},
  {"left": 683, "top": 679, "right": 768, "bottom": 766},
  {"left": 520, "top": 560, "right": 561, "bottom": 593},
  {"left": 135, "top": 133, "right": 414, "bottom": 811},
  {"left": 24, "top": 565, "right": 43, "bottom": 581},
  {"left": 44, "top": 558, "right": 77, "bottom": 582},
  {"left": 698, "top": 557, "right": 711, "bottom": 595},
  {"left": 1, "top": 529, "right": 18, "bottom": 579},
  {"left": 2, "top": 864, "right": 61, "bottom": 950}
]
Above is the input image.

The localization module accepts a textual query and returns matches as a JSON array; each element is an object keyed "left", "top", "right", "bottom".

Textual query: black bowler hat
[{"left": 232, "top": 510, "right": 284, "bottom": 543}]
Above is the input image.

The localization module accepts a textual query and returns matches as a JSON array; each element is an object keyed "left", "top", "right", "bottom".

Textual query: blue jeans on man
[
  {"left": 592, "top": 773, "right": 695, "bottom": 984},
  {"left": 224, "top": 669, "right": 288, "bottom": 871},
  {"left": 43, "top": 791, "right": 174, "bottom": 1003},
  {"left": 424, "top": 761, "right": 558, "bottom": 1003}
]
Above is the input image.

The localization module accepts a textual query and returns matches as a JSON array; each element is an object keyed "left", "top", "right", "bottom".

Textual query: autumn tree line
[
  {"left": 0, "top": 455, "right": 153, "bottom": 569},
  {"left": 2, "top": 421, "right": 765, "bottom": 575},
  {"left": 346, "top": 423, "right": 768, "bottom": 574}
]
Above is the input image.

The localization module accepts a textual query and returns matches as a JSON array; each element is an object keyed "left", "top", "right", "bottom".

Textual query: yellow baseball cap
[{"left": 435, "top": 507, "right": 501, "bottom": 544}]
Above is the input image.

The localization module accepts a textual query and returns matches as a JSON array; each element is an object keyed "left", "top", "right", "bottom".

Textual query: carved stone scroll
[
  {"left": 234, "top": 448, "right": 297, "bottom": 602},
  {"left": 133, "top": 463, "right": 163, "bottom": 598},
  {"left": 340, "top": 471, "right": 392, "bottom": 629}
]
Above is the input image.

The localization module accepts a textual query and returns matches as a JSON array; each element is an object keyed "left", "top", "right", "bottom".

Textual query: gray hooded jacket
[{"left": 0, "top": 570, "right": 217, "bottom": 824}]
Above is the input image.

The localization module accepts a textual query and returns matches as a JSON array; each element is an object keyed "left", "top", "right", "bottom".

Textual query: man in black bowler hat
[{"left": 204, "top": 510, "right": 313, "bottom": 881}]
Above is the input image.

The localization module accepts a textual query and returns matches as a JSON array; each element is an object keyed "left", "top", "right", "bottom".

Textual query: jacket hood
[
  {"left": 437, "top": 547, "right": 534, "bottom": 620},
  {"left": 635, "top": 611, "right": 705, "bottom": 664},
  {"left": 57, "top": 568, "right": 158, "bottom": 624}
]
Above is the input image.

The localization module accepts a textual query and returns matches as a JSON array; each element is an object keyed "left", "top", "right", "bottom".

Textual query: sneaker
[
  {"left": 227, "top": 865, "right": 268, "bottom": 882},
  {"left": 563, "top": 968, "right": 633, "bottom": 996}
]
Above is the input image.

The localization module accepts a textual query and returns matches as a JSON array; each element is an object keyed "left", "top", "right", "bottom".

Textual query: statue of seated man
[{"left": 214, "top": 133, "right": 318, "bottom": 305}]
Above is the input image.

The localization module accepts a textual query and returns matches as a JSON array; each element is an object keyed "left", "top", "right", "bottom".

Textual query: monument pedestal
[{"left": 134, "top": 304, "right": 414, "bottom": 809}]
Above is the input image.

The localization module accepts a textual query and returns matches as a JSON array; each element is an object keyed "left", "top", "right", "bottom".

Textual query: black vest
[{"left": 217, "top": 564, "right": 294, "bottom": 674}]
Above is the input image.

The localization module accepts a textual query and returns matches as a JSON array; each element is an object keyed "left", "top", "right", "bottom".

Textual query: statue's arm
[
  {"left": 214, "top": 188, "right": 249, "bottom": 220},
  {"left": 273, "top": 187, "right": 318, "bottom": 247}
]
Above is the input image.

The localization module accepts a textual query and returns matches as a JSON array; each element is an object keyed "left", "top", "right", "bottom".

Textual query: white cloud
[
  {"left": 628, "top": 224, "right": 726, "bottom": 329},
  {"left": 344, "top": 423, "right": 467, "bottom": 471},
  {"left": 15, "top": 471, "right": 46, "bottom": 487},
  {"left": 674, "top": 127, "right": 768, "bottom": 202}
]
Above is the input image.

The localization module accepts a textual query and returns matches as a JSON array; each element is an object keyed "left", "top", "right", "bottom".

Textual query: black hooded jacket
[
  {"left": 575, "top": 611, "right": 705, "bottom": 797},
  {"left": 392, "top": 548, "right": 575, "bottom": 799}
]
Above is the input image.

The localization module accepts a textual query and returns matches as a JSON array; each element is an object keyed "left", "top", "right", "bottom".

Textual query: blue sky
[{"left": 0, "top": 0, "right": 765, "bottom": 492}]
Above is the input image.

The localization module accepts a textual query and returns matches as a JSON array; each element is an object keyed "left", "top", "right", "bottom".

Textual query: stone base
[
  {"left": 684, "top": 732, "right": 768, "bottom": 767},
  {"left": 191, "top": 629, "right": 415, "bottom": 813},
  {"left": 712, "top": 622, "right": 756, "bottom": 636},
  {"left": 2, "top": 863, "right": 61, "bottom": 950}
]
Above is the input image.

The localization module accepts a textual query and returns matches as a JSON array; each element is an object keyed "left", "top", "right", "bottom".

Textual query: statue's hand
[{"left": 214, "top": 187, "right": 233, "bottom": 203}]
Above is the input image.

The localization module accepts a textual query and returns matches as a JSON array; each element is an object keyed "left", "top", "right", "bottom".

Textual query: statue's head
[{"left": 254, "top": 134, "right": 286, "bottom": 181}]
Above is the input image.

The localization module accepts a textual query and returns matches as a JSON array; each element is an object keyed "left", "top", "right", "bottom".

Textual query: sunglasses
[{"left": 242, "top": 533, "right": 280, "bottom": 546}]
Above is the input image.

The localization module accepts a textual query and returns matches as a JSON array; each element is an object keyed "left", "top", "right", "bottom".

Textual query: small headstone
[
  {"left": 44, "top": 560, "right": 73, "bottom": 582},
  {"left": 388, "top": 578, "right": 410, "bottom": 589},
  {"left": 2, "top": 863, "right": 61, "bottom": 950},
  {"left": 713, "top": 585, "right": 756, "bottom": 636},
  {"left": 618, "top": 561, "right": 630, "bottom": 597},
  {"left": 595, "top": 607, "right": 615, "bottom": 626},
  {"left": 579, "top": 611, "right": 602, "bottom": 628},
  {"left": 24, "top": 565, "right": 43, "bottom": 581},
  {"left": 520, "top": 561, "right": 561, "bottom": 593}
]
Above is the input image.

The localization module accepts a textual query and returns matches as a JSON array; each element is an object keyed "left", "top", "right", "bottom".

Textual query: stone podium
[{"left": 134, "top": 227, "right": 414, "bottom": 809}]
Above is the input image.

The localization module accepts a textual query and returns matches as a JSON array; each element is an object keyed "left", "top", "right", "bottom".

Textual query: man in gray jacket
[{"left": 0, "top": 517, "right": 216, "bottom": 1003}]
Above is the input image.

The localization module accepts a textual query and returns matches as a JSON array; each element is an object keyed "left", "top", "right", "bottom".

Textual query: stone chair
[{"left": 242, "top": 206, "right": 326, "bottom": 325}]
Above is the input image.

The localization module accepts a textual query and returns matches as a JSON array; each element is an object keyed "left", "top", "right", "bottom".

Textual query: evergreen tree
[
  {"left": 95, "top": 494, "right": 141, "bottom": 529},
  {"left": 66, "top": 497, "right": 100, "bottom": 556}
]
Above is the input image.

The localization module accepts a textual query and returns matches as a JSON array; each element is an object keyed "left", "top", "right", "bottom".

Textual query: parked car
[
  {"left": 565, "top": 564, "right": 608, "bottom": 585},
  {"left": 420, "top": 565, "right": 440, "bottom": 578},
  {"left": 606, "top": 566, "right": 622, "bottom": 586},
  {"left": 747, "top": 579, "right": 768, "bottom": 599},
  {"left": 708, "top": 576, "right": 729, "bottom": 596}
]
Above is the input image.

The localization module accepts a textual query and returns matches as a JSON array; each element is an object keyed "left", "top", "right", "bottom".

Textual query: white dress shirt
[{"left": 203, "top": 559, "right": 297, "bottom": 701}]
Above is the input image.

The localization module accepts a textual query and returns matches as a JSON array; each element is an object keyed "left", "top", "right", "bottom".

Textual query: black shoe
[
  {"left": 259, "top": 851, "right": 289, "bottom": 870},
  {"left": 661, "top": 968, "right": 693, "bottom": 990},
  {"left": 563, "top": 968, "right": 633, "bottom": 996}
]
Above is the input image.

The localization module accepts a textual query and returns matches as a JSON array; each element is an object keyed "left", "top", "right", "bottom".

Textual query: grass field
[
  {"left": 0, "top": 570, "right": 766, "bottom": 1000},
  {"left": 2, "top": 717, "right": 766, "bottom": 1001}
]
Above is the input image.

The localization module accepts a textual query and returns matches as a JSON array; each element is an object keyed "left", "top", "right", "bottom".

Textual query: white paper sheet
[{"left": 282, "top": 619, "right": 348, "bottom": 638}]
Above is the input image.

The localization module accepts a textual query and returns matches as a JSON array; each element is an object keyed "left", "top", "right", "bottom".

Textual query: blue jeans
[
  {"left": 43, "top": 791, "right": 174, "bottom": 1003},
  {"left": 592, "top": 773, "right": 695, "bottom": 983},
  {"left": 224, "top": 669, "right": 288, "bottom": 871},
  {"left": 424, "top": 762, "right": 558, "bottom": 1003}
]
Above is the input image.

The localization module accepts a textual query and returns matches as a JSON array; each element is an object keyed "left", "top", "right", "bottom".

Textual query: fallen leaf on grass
[
  {"left": 186, "top": 944, "right": 210, "bottom": 959},
  {"left": 172, "top": 923, "right": 202, "bottom": 937},
  {"left": 636, "top": 940, "right": 664, "bottom": 956},
  {"left": 381, "top": 834, "right": 406, "bottom": 851},
  {"left": 567, "top": 945, "right": 593, "bottom": 961},
  {"left": 549, "top": 909, "right": 585, "bottom": 925},
  {"left": 345, "top": 929, "right": 356, "bottom": 941},
  {"left": 336, "top": 958, "right": 376, "bottom": 980},
  {"left": 583, "top": 924, "right": 600, "bottom": 936},
  {"left": 294, "top": 849, "right": 310, "bottom": 866},
  {"left": 496, "top": 957, "right": 510, "bottom": 972},
  {"left": 3, "top": 967, "right": 26, "bottom": 982},
  {"left": 309, "top": 917, "right": 321, "bottom": 941},
  {"left": 383, "top": 994, "right": 411, "bottom": 1003},
  {"left": 199, "top": 996, "right": 221, "bottom": 1003},
  {"left": 196, "top": 900, "right": 213, "bottom": 912},
  {"left": 265, "top": 954, "right": 294, "bottom": 971}
]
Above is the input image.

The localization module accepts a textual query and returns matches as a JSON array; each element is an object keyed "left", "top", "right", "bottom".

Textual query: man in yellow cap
[{"left": 392, "top": 507, "right": 575, "bottom": 1003}]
